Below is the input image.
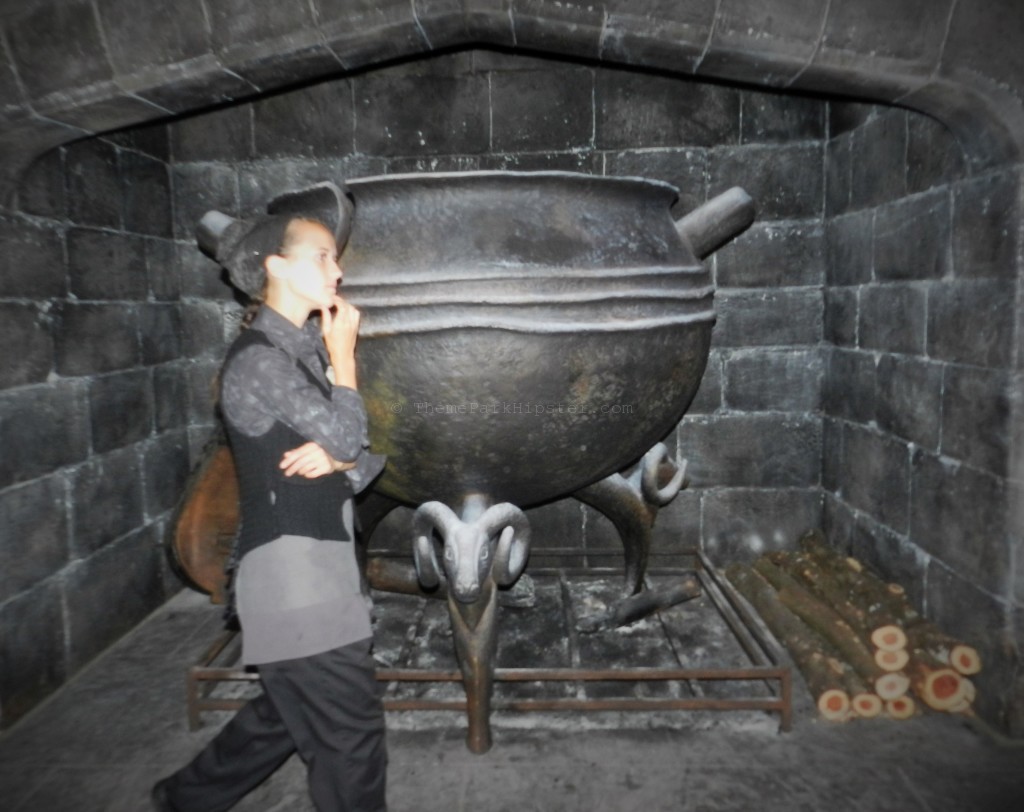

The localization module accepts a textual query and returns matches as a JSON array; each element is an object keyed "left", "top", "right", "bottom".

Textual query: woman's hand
[
  {"left": 280, "top": 441, "right": 357, "bottom": 478},
  {"left": 320, "top": 295, "right": 360, "bottom": 388}
]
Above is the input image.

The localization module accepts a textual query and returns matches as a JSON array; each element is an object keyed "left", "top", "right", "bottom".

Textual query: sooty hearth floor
[{"left": 1, "top": 573, "right": 1022, "bottom": 812}]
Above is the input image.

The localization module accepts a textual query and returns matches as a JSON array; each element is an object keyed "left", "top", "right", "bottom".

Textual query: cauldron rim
[{"left": 345, "top": 169, "right": 680, "bottom": 197}]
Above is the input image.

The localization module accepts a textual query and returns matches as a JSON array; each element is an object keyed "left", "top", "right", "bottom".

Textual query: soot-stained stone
[
  {"left": 0, "top": 580, "right": 66, "bottom": 729},
  {"left": 6, "top": 0, "right": 113, "bottom": 99},
  {"left": 722, "top": 348, "right": 822, "bottom": 413},
  {"left": 952, "top": 170, "right": 1020, "bottom": 280},
  {"left": 941, "top": 365, "right": 1010, "bottom": 478},
  {"left": 849, "top": 110, "right": 908, "bottom": 210},
  {"left": 96, "top": 0, "right": 211, "bottom": 76},
  {"left": 847, "top": 518, "right": 927, "bottom": 610},
  {"left": 858, "top": 283, "right": 926, "bottom": 355},
  {"left": 703, "top": 488, "right": 821, "bottom": 563},
  {"left": 927, "top": 280, "right": 1013, "bottom": 368},
  {"left": 144, "top": 238, "right": 179, "bottom": 301},
  {"left": 826, "top": 209, "right": 873, "bottom": 286},
  {"left": 354, "top": 72, "right": 488, "bottom": 156},
  {"left": 0, "top": 303, "right": 53, "bottom": 389},
  {"left": 838, "top": 423, "right": 910, "bottom": 534},
  {"left": 0, "top": 381, "right": 89, "bottom": 489},
  {"left": 315, "top": 0, "right": 428, "bottom": 67},
  {"left": 741, "top": 90, "right": 825, "bottom": 144},
  {"left": 67, "top": 229, "right": 148, "bottom": 301},
  {"left": 153, "top": 362, "right": 190, "bottom": 433},
  {"left": 0, "top": 476, "right": 69, "bottom": 604},
  {"left": 0, "top": 215, "right": 66, "bottom": 298},
  {"left": 121, "top": 152, "right": 172, "bottom": 238},
  {"left": 716, "top": 220, "right": 824, "bottom": 288},
  {"left": 825, "top": 131, "right": 852, "bottom": 217},
  {"left": 175, "top": 242, "right": 235, "bottom": 302},
  {"left": 140, "top": 303, "right": 183, "bottom": 366},
  {"left": 134, "top": 62, "right": 258, "bottom": 114},
  {"left": 55, "top": 303, "right": 140, "bottom": 376},
  {"left": 822, "top": 417, "right": 843, "bottom": 494},
  {"left": 875, "top": 354, "right": 942, "bottom": 451},
  {"left": 17, "top": 147, "right": 66, "bottom": 219},
  {"left": 524, "top": 499, "right": 584, "bottom": 569},
  {"left": 511, "top": 0, "right": 606, "bottom": 60},
  {"left": 205, "top": 0, "right": 317, "bottom": 51},
  {"left": 713, "top": 288, "right": 822, "bottom": 347},
  {"left": 687, "top": 349, "right": 722, "bottom": 414},
  {"left": 70, "top": 446, "right": 145, "bottom": 558},
  {"left": 596, "top": 71, "right": 740, "bottom": 150},
  {"left": 907, "top": 113, "right": 966, "bottom": 193},
  {"left": 601, "top": 2, "right": 713, "bottom": 74},
  {"left": 911, "top": 450, "right": 1008, "bottom": 596},
  {"left": 65, "top": 138, "right": 122, "bottom": 230},
  {"left": 603, "top": 149, "right": 707, "bottom": 219},
  {"left": 253, "top": 80, "right": 354, "bottom": 158},
  {"left": 63, "top": 526, "right": 163, "bottom": 672},
  {"left": 491, "top": 67, "right": 594, "bottom": 153},
  {"left": 873, "top": 189, "right": 951, "bottom": 281},
  {"left": 678, "top": 413, "right": 821, "bottom": 488},
  {"left": 185, "top": 358, "right": 222, "bottom": 425},
  {"left": 170, "top": 104, "right": 253, "bottom": 163},
  {"left": 710, "top": 142, "right": 823, "bottom": 220},
  {"left": 142, "top": 430, "right": 190, "bottom": 519},
  {"left": 478, "top": 152, "right": 597, "bottom": 173},
  {"left": 237, "top": 154, "right": 386, "bottom": 213},
  {"left": 105, "top": 121, "right": 171, "bottom": 162},
  {"left": 88, "top": 369, "right": 153, "bottom": 454},
  {"left": 171, "top": 164, "right": 238, "bottom": 241},
  {"left": 824, "top": 287, "right": 857, "bottom": 347},
  {"left": 822, "top": 348, "right": 875, "bottom": 424}
]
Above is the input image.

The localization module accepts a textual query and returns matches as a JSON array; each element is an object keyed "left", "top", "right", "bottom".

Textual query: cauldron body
[{"left": 339, "top": 172, "right": 714, "bottom": 508}]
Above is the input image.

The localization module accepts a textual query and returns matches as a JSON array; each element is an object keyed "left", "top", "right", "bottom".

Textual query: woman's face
[{"left": 275, "top": 220, "right": 343, "bottom": 310}]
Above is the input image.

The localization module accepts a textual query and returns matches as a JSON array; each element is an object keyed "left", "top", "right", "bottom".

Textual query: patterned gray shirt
[{"left": 221, "top": 305, "right": 385, "bottom": 665}]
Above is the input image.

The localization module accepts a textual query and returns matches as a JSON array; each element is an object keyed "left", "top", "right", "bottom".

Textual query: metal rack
[{"left": 186, "top": 549, "right": 792, "bottom": 732}]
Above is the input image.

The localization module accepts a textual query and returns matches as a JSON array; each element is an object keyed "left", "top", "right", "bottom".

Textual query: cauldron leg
[
  {"left": 448, "top": 577, "right": 498, "bottom": 753},
  {"left": 573, "top": 442, "right": 688, "bottom": 597}
]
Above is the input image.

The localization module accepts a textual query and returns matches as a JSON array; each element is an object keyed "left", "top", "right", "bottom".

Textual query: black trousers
[{"left": 164, "top": 639, "right": 387, "bottom": 812}]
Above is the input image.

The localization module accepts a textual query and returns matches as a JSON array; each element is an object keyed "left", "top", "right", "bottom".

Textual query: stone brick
[
  {"left": 907, "top": 113, "right": 966, "bottom": 194},
  {"left": 140, "top": 303, "right": 183, "bottom": 366},
  {"left": 145, "top": 238, "right": 179, "bottom": 301},
  {"left": 253, "top": 79, "right": 354, "bottom": 158},
  {"left": 0, "top": 303, "right": 54, "bottom": 389},
  {"left": 876, "top": 354, "right": 942, "bottom": 451},
  {"left": 237, "top": 155, "right": 387, "bottom": 214},
  {"left": 354, "top": 72, "right": 488, "bottom": 156},
  {"left": 722, "top": 348, "right": 822, "bottom": 412},
  {"left": 823, "top": 348, "right": 876, "bottom": 424},
  {"left": 0, "top": 476, "right": 69, "bottom": 604},
  {"left": 67, "top": 228, "right": 148, "bottom": 301},
  {"left": 96, "top": 0, "right": 211, "bottom": 75},
  {"left": 7, "top": 0, "right": 113, "bottom": 99},
  {"left": 710, "top": 142, "right": 823, "bottom": 220},
  {"left": 873, "top": 189, "right": 951, "bottom": 281},
  {"left": 316, "top": 0, "right": 428, "bottom": 67},
  {"left": 822, "top": 417, "right": 843, "bottom": 493},
  {"left": 910, "top": 450, "right": 1008, "bottom": 595},
  {"left": 185, "top": 358, "right": 222, "bottom": 425},
  {"left": 142, "top": 430, "right": 191, "bottom": 520},
  {"left": 0, "top": 214, "right": 67, "bottom": 298},
  {"left": 121, "top": 152, "right": 172, "bottom": 238},
  {"left": 824, "top": 287, "right": 857, "bottom": 347},
  {"left": 603, "top": 149, "right": 708, "bottom": 220},
  {"left": 63, "top": 526, "right": 163, "bottom": 672},
  {"left": 176, "top": 242, "right": 235, "bottom": 301},
  {"left": 703, "top": 488, "right": 821, "bottom": 564},
  {"left": 678, "top": 413, "right": 821, "bottom": 488},
  {"left": 153, "top": 362, "right": 190, "bottom": 432},
  {"left": 952, "top": 170, "right": 1019, "bottom": 279},
  {"left": 715, "top": 220, "right": 824, "bottom": 288},
  {"left": 171, "top": 164, "right": 238, "bottom": 241},
  {"left": 838, "top": 423, "right": 910, "bottom": 534},
  {"left": 847, "top": 517, "right": 927, "bottom": 610},
  {"left": 88, "top": 369, "right": 153, "bottom": 454},
  {"left": 386, "top": 154, "right": 483, "bottom": 174},
  {"left": 524, "top": 498, "right": 584, "bottom": 569},
  {"left": 70, "top": 445, "right": 145, "bottom": 557},
  {"left": 850, "top": 110, "right": 907, "bottom": 210},
  {"left": 491, "top": 67, "right": 594, "bottom": 153},
  {"left": 170, "top": 103, "right": 253, "bottom": 164},
  {"left": 478, "top": 152, "right": 597, "bottom": 173},
  {"left": 858, "top": 283, "right": 926, "bottom": 355},
  {"left": 135, "top": 66, "right": 257, "bottom": 115},
  {"left": 941, "top": 365, "right": 1010, "bottom": 477},
  {"left": 927, "top": 280, "right": 1013, "bottom": 368},
  {"left": 511, "top": 0, "right": 606, "bottom": 60},
  {"left": 649, "top": 488, "right": 701, "bottom": 565},
  {"left": 741, "top": 91, "right": 825, "bottom": 144},
  {"left": 0, "top": 581, "right": 66, "bottom": 729},
  {"left": 55, "top": 303, "right": 140, "bottom": 376},
  {"left": 826, "top": 209, "right": 873, "bottom": 286},
  {"left": 825, "top": 131, "right": 852, "bottom": 216},
  {"left": 595, "top": 71, "right": 739, "bottom": 150},
  {"left": 17, "top": 147, "right": 66, "bottom": 219},
  {"left": 0, "top": 381, "right": 89, "bottom": 489},
  {"left": 687, "top": 349, "right": 721, "bottom": 414},
  {"left": 713, "top": 288, "right": 822, "bottom": 347},
  {"left": 600, "top": 3, "right": 712, "bottom": 74},
  {"left": 821, "top": 493, "right": 855, "bottom": 551},
  {"left": 179, "top": 301, "right": 230, "bottom": 359},
  {"left": 206, "top": 0, "right": 318, "bottom": 51},
  {"left": 65, "top": 138, "right": 122, "bottom": 230},
  {"left": 105, "top": 122, "right": 171, "bottom": 162}
]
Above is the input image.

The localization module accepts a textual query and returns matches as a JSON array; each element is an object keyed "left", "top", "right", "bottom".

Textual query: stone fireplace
[{"left": 1, "top": 0, "right": 1021, "bottom": 738}]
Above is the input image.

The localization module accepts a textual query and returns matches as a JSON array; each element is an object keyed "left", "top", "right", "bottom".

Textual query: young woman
[{"left": 154, "top": 210, "right": 387, "bottom": 812}]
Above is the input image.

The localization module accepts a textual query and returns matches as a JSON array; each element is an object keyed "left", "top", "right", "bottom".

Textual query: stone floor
[{"left": 1, "top": 572, "right": 1022, "bottom": 812}]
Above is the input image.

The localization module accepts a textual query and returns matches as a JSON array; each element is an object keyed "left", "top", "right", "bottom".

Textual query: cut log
[
  {"left": 772, "top": 550, "right": 872, "bottom": 638},
  {"left": 752, "top": 558, "right": 905, "bottom": 698},
  {"left": 907, "top": 657, "right": 965, "bottom": 711},
  {"left": 726, "top": 564, "right": 865, "bottom": 721},
  {"left": 851, "top": 692, "right": 883, "bottom": 719},
  {"left": 885, "top": 695, "right": 917, "bottom": 720},
  {"left": 904, "top": 622, "right": 982, "bottom": 676},
  {"left": 576, "top": 576, "right": 701, "bottom": 633},
  {"left": 874, "top": 648, "right": 910, "bottom": 672},
  {"left": 871, "top": 625, "right": 908, "bottom": 652}
]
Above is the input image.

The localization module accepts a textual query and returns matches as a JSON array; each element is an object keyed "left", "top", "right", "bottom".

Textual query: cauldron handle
[{"left": 675, "top": 186, "right": 755, "bottom": 260}]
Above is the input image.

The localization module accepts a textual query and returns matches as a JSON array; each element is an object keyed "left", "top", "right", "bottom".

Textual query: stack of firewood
[{"left": 726, "top": 530, "right": 982, "bottom": 722}]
